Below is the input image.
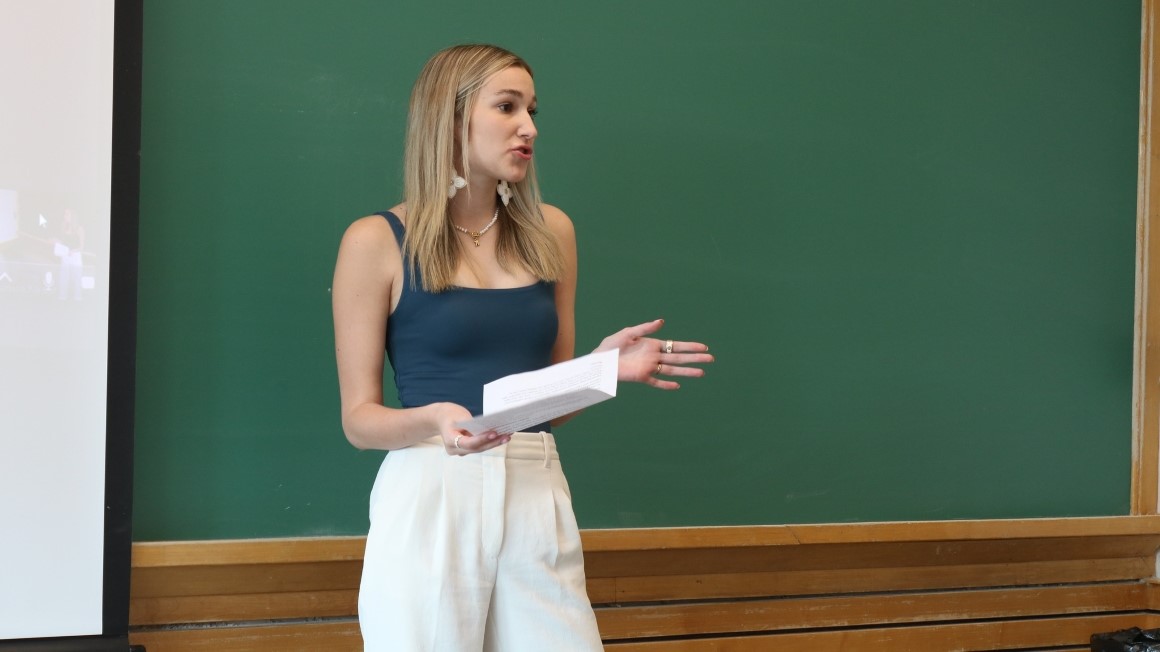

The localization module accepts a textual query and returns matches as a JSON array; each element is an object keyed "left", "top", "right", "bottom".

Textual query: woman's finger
[
  {"left": 450, "top": 431, "right": 510, "bottom": 455},
  {"left": 646, "top": 376, "right": 680, "bottom": 390},
  {"left": 658, "top": 352, "right": 715, "bottom": 365},
  {"left": 624, "top": 319, "right": 665, "bottom": 339},
  {"left": 656, "top": 364, "right": 706, "bottom": 378},
  {"left": 659, "top": 340, "right": 710, "bottom": 353}
]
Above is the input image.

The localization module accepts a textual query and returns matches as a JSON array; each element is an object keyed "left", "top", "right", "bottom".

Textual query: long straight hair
[{"left": 402, "top": 44, "right": 562, "bottom": 291}]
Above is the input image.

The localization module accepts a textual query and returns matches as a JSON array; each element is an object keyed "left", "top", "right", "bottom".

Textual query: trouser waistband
[{"left": 412, "top": 432, "right": 559, "bottom": 463}]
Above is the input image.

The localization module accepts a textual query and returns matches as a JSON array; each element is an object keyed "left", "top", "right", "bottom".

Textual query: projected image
[
  {"left": 0, "top": 0, "right": 118, "bottom": 641},
  {"left": 0, "top": 190, "right": 99, "bottom": 299}
]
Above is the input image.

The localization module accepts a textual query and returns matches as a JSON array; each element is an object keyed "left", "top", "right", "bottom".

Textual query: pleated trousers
[{"left": 358, "top": 432, "right": 603, "bottom": 651}]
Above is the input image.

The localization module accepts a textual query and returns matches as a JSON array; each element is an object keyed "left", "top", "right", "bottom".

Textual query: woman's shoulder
[
  {"left": 340, "top": 204, "right": 407, "bottom": 254},
  {"left": 539, "top": 203, "right": 574, "bottom": 238},
  {"left": 362, "top": 203, "right": 408, "bottom": 229}
]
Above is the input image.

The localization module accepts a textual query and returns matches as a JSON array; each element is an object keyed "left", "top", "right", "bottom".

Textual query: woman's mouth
[{"left": 512, "top": 146, "right": 533, "bottom": 161}]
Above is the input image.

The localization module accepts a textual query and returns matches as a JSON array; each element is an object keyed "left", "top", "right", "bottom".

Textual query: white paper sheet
[{"left": 455, "top": 349, "right": 618, "bottom": 434}]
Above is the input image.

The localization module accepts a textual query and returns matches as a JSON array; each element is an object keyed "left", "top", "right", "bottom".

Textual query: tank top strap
[{"left": 377, "top": 211, "right": 406, "bottom": 251}]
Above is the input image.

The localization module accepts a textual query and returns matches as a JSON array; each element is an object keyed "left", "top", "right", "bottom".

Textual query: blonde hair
[{"left": 402, "top": 44, "right": 562, "bottom": 292}]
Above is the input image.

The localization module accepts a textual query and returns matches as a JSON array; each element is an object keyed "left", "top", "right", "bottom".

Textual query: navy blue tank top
[{"left": 380, "top": 211, "right": 558, "bottom": 430}]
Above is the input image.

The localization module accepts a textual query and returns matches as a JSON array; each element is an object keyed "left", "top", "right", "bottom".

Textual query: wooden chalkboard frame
[{"left": 1133, "top": 0, "right": 1160, "bottom": 515}]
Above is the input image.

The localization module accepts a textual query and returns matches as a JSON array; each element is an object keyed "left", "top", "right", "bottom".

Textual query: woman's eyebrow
[{"left": 494, "top": 89, "right": 537, "bottom": 103}]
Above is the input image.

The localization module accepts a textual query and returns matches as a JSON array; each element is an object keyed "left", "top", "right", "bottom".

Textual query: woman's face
[{"left": 465, "top": 65, "right": 537, "bottom": 184}]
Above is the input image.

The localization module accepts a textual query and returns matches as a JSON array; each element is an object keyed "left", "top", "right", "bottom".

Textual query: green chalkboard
[{"left": 133, "top": 0, "right": 1141, "bottom": 540}]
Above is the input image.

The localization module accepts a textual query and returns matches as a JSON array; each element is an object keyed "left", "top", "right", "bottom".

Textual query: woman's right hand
[{"left": 428, "top": 402, "right": 510, "bottom": 456}]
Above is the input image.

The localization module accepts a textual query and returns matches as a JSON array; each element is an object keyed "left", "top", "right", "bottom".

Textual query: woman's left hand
[{"left": 594, "top": 319, "right": 713, "bottom": 390}]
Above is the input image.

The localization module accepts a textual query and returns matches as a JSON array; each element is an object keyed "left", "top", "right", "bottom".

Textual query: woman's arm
[
  {"left": 333, "top": 214, "right": 505, "bottom": 455},
  {"left": 545, "top": 204, "right": 577, "bottom": 366},
  {"left": 544, "top": 205, "right": 581, "bottom": 427}
]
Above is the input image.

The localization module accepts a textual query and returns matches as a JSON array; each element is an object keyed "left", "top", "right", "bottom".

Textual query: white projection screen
[{"left": 0, "top": 0, "right": 140, "bottom": 649}]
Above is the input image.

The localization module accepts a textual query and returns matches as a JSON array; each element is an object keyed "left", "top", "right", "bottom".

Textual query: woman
[{"left": 333, "top": 44, "right": 712, "bottom": 651}]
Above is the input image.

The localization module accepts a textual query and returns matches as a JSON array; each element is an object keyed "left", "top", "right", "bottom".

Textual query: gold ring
[{"left": 656, "top": 363, "right": 662, "bottom": 375}]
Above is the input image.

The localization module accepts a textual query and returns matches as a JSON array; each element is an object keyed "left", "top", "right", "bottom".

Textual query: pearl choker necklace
[{"left": 453, "top": 208, "right": 500, "bottom": 247}]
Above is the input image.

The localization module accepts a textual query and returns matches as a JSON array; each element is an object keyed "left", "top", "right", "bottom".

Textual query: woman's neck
[{"left": 448, "top": 178, "right": 500, "bottom": 230}]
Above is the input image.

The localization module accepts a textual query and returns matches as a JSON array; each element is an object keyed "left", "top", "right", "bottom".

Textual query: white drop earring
[
  {"left": 497, "top": 180, "right": 512, "bottom": 206},
  {"left": 448, "top": 174, "right": 467, "bottom": 199}
]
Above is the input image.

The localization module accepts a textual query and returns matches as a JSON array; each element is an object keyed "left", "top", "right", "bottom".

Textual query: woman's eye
[
  {"left": 528, "top": 107, "right": 538, "bottom": 119},
  {"left": 498, "top": 103, "right": 512, "bottom": 112}
]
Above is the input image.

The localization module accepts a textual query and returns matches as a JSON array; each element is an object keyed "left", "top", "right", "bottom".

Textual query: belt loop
[{"left": 540, "top": 431, "right": 550, "bottom": 468}]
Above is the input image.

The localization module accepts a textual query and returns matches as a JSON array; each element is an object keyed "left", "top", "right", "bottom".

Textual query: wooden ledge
[
  {"left": 132, "top": 515, "right": 1160, "bottom": 568},
  {"left": 133, "top": 536, "right": 365, "bottom": 568},
  {"left": 129, "top": 517, "right": 1160, "bottom": 649},
  {"left": 581, "top": 515, "right": 1160, "bottom": 551}
]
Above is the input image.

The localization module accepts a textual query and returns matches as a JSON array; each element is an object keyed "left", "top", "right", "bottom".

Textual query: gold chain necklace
[{"left": 453, "top": 208, "right": 500, "bottom": 247}]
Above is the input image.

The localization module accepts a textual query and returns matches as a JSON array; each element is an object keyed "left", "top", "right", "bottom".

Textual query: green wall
[{"left": 134, "top": 0, "right": 1141, "bottom": 540}]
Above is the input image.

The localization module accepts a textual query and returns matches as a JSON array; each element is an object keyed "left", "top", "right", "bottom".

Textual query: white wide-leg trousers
[{"left": 358, "top": 432, "right": 603, "bottom": 651}]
